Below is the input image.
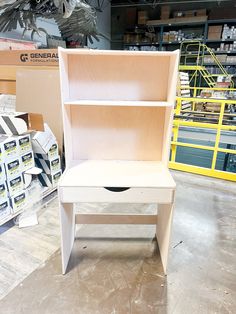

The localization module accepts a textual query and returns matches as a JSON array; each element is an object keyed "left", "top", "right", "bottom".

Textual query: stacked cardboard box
[
  {"left": 161, "top": 5, "right": 170, "bottom": 20},
  {"left": 32, "top": 124, "right": 62, "bottom": 188},
  {"left": 0, "top": 135, "right": 28, "bottom": 219},
  {"left": 0, "top": 113, "right": 62, "bottom": 225},
  {"left": 173, "top": 9, "right": 207, "bottom": 18},
  {"left": 0, "top": 138, "right": 11, "bottom": 220},
  {"left": 0, "top": 113, "right": 43, "bottom": 224},
  {"left": 222, "top": 25, "right": 236, "bottom": 40},
  {"left": 138, "top": 11, "right": 148, "bottom": 25},
  {"left": 208, "top": 25, "right": 222, "bottom": 40}
]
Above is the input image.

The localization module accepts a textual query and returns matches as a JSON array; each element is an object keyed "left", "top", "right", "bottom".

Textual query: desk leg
[
  {"left": 59, "top": 202, "right": 75, "bottom": 274},
  {"left": 156, "top": 202, "right": 174, "bottom": 275}
]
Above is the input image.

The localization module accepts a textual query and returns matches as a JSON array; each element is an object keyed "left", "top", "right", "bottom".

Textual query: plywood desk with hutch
[{"left": 58, "top": 48, "right": 179, "bottom": 275}]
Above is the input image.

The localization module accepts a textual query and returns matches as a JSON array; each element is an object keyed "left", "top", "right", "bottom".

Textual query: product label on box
[
  {"left": 0, "top": 199, "right": 11, "bottom": 220},
  {"left": 4, "top": 139, "right": 18, "bottom": 158},
  {"left": 21, "top": 152, "right": 34, "bottom": 171},
  {"left": 35, "top": 155, "right": 60, "bottom": 175},
  {"left": 0, "top": 163, "right": 6, "bottom": 181},
  {"left": 52, "top": 170, "right": 62, "bottom": 186},
  {"left": 50, "top": 157, "right": 60, "bottom": 173},
  {"left": 18, "top": 135, "right": 32, "bottom": 154},
  {"left": 0, "top": 200, "right": 8, "bottom": 211},
  {"left": 0, "top": 181, "right": 7, "bottom": 199},
  {"left": 0, "top": 144, "right": 3, "bottom": 163},
  {"left": 48, "top": 143, "right": 58, "bottom": 159},
  {"left": 8, "top": 175, "right": 24, "bottom": 196},
  {"left": 12, "top": 191, "right": 27, "bottom": 212},
  {"left": 6, "top": 158, "right": 21, "bottom": 178}
]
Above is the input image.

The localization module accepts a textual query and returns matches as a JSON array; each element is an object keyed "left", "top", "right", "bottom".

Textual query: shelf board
[
  {"left": 207, "top": 19, "right": 236, "bottom": 24},
  {"left": 204, "top": 63, "right": 236, "bottom": 66},
  {"left": 64, "top": 100, "right": 172, "bottom": 107},
  {"left": 162, "top": 40, "right": 203, "bottom": 45},
  {"left": 147, "top": 16, "right": 207, "bottom": 27},
  {"left": 206, "top": 50, "right": 236, "bottom": 55},
  {"left": 124, "top": 42, "right": 159, "bottom": 46},
  {"left": 60, "top": 160, "right": 176, "bottom": 189},
  {"left": 206, "top": 39, "right": 236, "bottom": 43},
  {"left": 162, "top": 41, "right": 180, "bottom": 45}
]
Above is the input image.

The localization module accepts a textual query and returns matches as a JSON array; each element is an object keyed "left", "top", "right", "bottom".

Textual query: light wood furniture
[{"left": 58, "top": 48, "right": 179, "bottom": 274}]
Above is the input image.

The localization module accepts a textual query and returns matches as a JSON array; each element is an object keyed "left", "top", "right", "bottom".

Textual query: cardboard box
[
  {"left": 0, "top": 113, "right": 44, "bottom": 136},
  {"left": 125, "top": 8, "right": 137, "bottom": 27},
  {"left": 38, "top": 170, "right": 62, "bottom": 188},
  {"left": 18, "top": 134, "right": 32, "bottom": 155},
  {"left": 23, "top": 167, "right": 42, "bottom": 189},
  {"left": 0, "top": 49, "right": 58, "bottom": 66},
  {"left": 35, "top": 155, "right": 61, "bottom": 175},
  {"left": 138, "top": 11, "right": 148, "bottom": 25},
  {"left": 0, "top": 163, "right": 6, "bottom": 182},
  {"left": 31, "top": 123, "right": 56, "bottom": 154},
  {"left": 0, "top": 139, "right": 4, "bottom": 163},
  {"left": 0, "top": 181, "right": 8, "bottom": 199},
  {"left": 7, "top": 174, "right": 24, "bottom": 196},
  {"left": 184, "top": 10, "right": 195, "bottom": 17},
  {"left": 218, "top": 55, "right": 227, "bottom": 63},
  {"left": 0, "top": 198, "right": 11, "bottom": 221},
  {"left": 169, "top": 34, "right": 176, "bottom": 42},
  {"left": 10, "top": 190, "right": 27, "bottom": 213},
  {"left": 5, "top": 157, "right": 22, "bottom": 179},
  {"left": 161, "top": 5, "right": 170, "bottom": 19},
  {"left": 208, "top": 25, "right": 222, "bottom": 40},
  {"left": 163, "top": 33, "right": 169, "bottom": 42},
  {"left": 21, "top": 151, "right": 35, "bottom": 171},
  {"left": 1, "top": 136, "right": 18, "bottom": 159},
  {"left": 173, "top": 11, "right": 184, "bottom": 18},
  {"left": 208, "top": 25, "right": 223, "bottom": 33},
  {"left": 196, "top": 9, "right": 207, "bottom": 16},
  {"left": 34, "top": 143, "right": 58, "bottom": 161}
]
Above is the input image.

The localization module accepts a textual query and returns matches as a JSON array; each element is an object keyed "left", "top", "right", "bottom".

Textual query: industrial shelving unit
[{"left": 120, "top": 19, "right": 236, "bottom": 51}]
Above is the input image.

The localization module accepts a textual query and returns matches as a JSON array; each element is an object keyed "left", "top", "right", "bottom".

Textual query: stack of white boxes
[
  {"left": 32, "top": 124, "right": 62, "bottom": 188},
  {"left": 0, "top": 115, "right": 62, "bottom": 225},
  {"left": 0, "top": 134, "right": 34, "bottom": 222},
  {"left": 0, "top": 138, "right": 11, "bottom": 222}
]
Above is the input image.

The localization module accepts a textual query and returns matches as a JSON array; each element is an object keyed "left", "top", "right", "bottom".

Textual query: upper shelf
[
  {"left": 64, "top": 100, "right": 172, "bottom": 107},
  {"left": 58, "top": 48, "right": 179, "bottom": 104}
]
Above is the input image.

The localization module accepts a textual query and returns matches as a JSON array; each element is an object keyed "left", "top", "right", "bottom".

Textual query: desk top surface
[{"left": 59, "top": 160, "right": 176, "bottom": 189}]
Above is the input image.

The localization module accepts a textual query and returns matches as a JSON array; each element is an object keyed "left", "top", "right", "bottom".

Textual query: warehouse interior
[{"left": 0, "top": 0, "right": 235, "bottom": 313}]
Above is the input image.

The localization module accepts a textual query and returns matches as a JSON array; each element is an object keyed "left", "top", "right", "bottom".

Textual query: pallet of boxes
[{"left": 0, "top": 113, "right": 62, "bottom": 226}]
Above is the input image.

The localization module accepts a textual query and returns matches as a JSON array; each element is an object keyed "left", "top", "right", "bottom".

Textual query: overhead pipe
[{"left": 111, "top": 0, "right": 232, "bottom": 8}]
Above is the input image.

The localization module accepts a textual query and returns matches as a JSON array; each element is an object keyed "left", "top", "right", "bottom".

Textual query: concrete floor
[{"left": 0, "top": 171, "right": 235, "bottom": 314}]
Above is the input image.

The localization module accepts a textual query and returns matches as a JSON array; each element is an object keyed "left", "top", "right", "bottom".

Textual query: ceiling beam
[{"left": 111, "top": 0, "right": 232, "bottom": 8}]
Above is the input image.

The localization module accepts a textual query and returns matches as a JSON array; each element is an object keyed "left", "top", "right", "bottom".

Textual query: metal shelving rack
[{"left": 122, "top": 18, "right": 236, "bottom": 53}]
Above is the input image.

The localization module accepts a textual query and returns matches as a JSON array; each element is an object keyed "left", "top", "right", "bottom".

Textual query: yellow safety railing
[
  {"left": 179, "top": 40, "right": 234, "bottom": 88},
  {"left": 170, "top": 94, "right": 236, "bottom": 181}
]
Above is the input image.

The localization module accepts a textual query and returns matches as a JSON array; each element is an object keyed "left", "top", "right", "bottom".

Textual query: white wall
[
  {"left": 0, "top": 18, "right": 60, "bottom": 47},
  {"left": 0, "top": 1, "right": 111, "bottom": 49}
]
